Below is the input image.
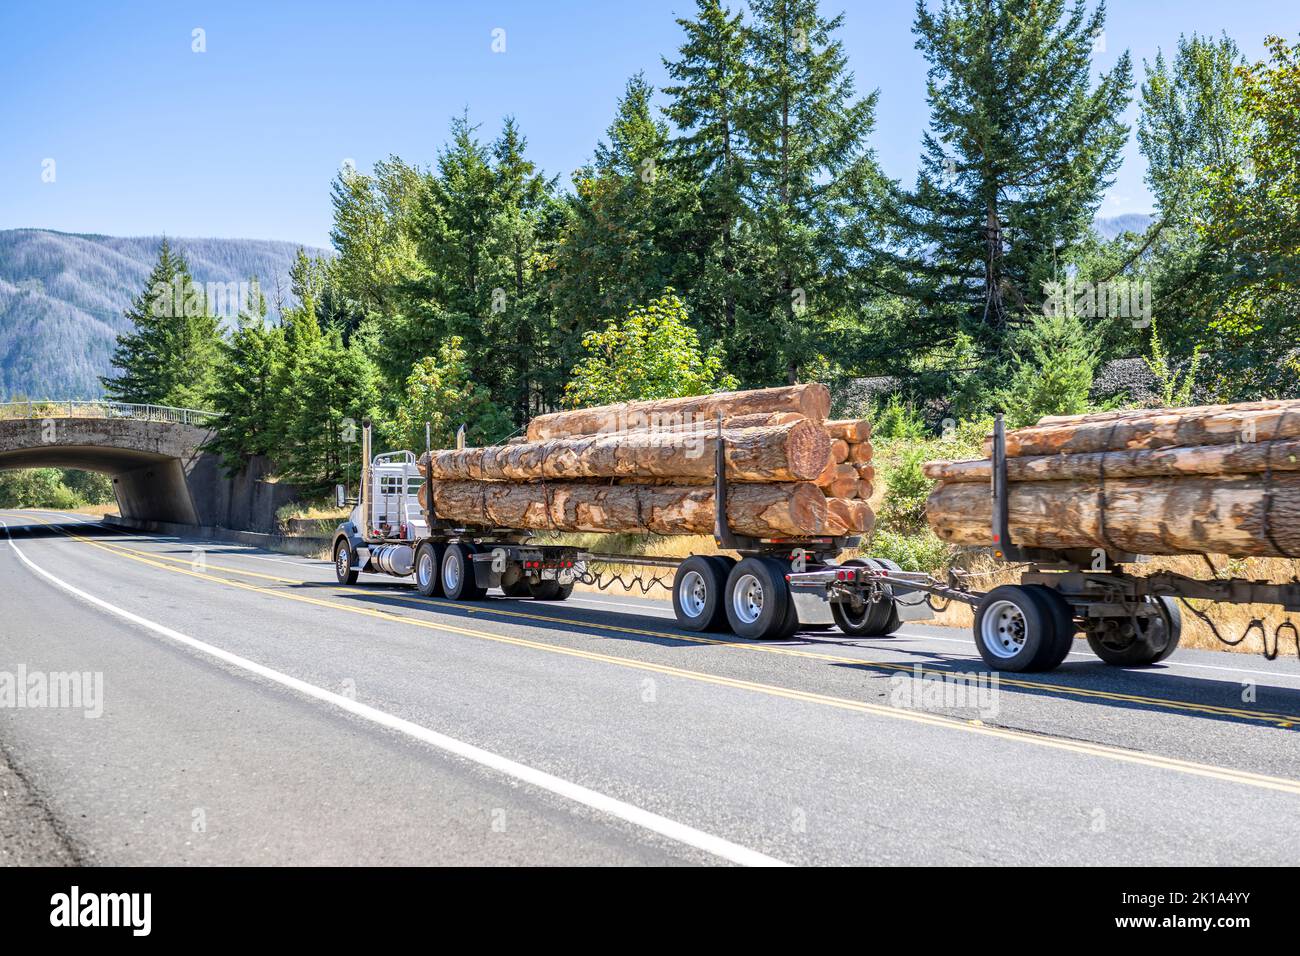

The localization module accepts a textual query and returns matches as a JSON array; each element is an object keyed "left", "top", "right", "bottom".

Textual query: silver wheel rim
[
  {"left": 442, "top": 553, "right": 461, "bottom": 592},
  {"left": 981, "top": 599, "right": 1027, "bottom": 659},
  {"left": 417, "top": 551, "right": 434, "bottom": 589},
  {"left": 732, "top": 573, "right": 764, "bottom": 625},
  {"left": 679, "top": 570, "right": 708, "bottom": 618},
  {"left": 336, "top": 545, "right": 349, "bottom": 578}
]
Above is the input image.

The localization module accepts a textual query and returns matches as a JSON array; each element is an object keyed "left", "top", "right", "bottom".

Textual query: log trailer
[
  {"left": 788, "top": 415, "right": 1300, "bottom": 672},
  {"left": 333, "top": 416, "right": 1298, "bottom": 673}
]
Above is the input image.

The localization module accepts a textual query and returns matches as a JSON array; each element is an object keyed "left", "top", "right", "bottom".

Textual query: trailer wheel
[
  {"left": 1025, "top": 584, "right": 1078, "bottom": 671},
  {"left": 334, "top": 539, "right": 359, "bottom": 585},
  {"left": 831, "top": 559, "right": 900, "bottom": 637},
  {"left": 414, "top": 542, "right": 445, "bottom": 597},
  {"left": 973, "top": 585, "right": 1061, "bottom": 672},
  {"left": 528, "top": 580, "right": 575, "bottom": 601},
  {"left": 441, "top": 543, "right": 487, "bottom": 601},
  {"left": 725, "top": 557, "right": 793, "bottom": 640},
  {"left": 672, "top": 556, "right": 730, "bottom": 631},
  {"left": 501, "top": 575, "right": 532, "bottom": 598},
  {"left": 1086, "top": 596, "right": 1182, "bottom": 666}
]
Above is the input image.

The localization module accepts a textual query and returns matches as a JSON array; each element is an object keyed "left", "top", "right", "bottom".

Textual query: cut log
[
  {"left": 854, "top": 463, "right": 875, "bottom": 484},
  {"left": 829, "top": 463, "right": 859, "bottom": 498},
  {"left": 1034, "top": 398, "right": 1300, "bottom": 427},
  {"left": 526, "top": 384, "right": 831, "bottom": 441},
  {"left": 926, "top": 474, "right": 1300, "bottom": 558},
  {"left": 926, "top": 436, "right": 1300, "bottom": 483},
  {"left": 983, "top": 399, "right": 1300, "bottom": 458},
  {"left": 420, "top": 480, "right": 830, "bottom": 538},
  {"left": 847, "top": 441, "right": 873, "bottom": 464},
  {"left": 857, "top": 480, "right": 874, "bottom": 500},
  {"left": 825, "top": 419, "right": 871, "bottom": 442},
  {"left": 814, "top": 454, "right": 838, "bottom": 489},
  {"left": 850, "top": 499, "right": 875, "bottom": 535},
  {"left": 831, "top": 439, "right": 850, "bottom": 463},
  {"left": 424, "top": 419, "right": 830, "bottom": 484}
]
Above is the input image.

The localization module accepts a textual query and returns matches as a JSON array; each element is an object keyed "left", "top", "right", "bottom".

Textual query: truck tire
[
  {"left": 724, "top": 556, "right": 793, "bottom": 640},
  {"left": 1025, "top": 584, "right": 1078, "bottom": 671},
  {"left": 672, "top": 555, "right": 730, "bottom": 632},
  {"left": 831, "top": 559, "right": 900, "bottom": 637},
  {"left": 334, "top": 539, "right": 359, "bottom": 585},
  {"left": 528, "top": 579, "right": 574, "bottom": 601},
  {"left": 441, "top": 543, "right": 487, "bottom": 601},
  {"left": 1086, "top": 596, "right": 1182, "bottom": 666},
  {"left": 973, "top": 584, "right": 1061, "bottom": 672},
  {"left": 501, "top": 576, "right": 532, "bottom": 597},
  {"left": 414, "top": 542, "right": 445, "bottom": 597}
]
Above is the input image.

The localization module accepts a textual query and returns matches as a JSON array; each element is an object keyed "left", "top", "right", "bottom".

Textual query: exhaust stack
[{"left": 360, "top": 418, "right": 372, "bottom": 540}]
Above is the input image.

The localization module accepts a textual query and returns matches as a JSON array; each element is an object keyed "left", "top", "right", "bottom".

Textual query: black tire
[
  {"left": 528, "top": 579, "right": 575, "bottom": 601},
  {"left": 501, "top": 575, "right": 532, "bottom": 597},
  {"left": 1025, "top": 584, "right": 1078, "bottom": 671},
  {"left": 334, "top": 539, "right": 359, "bottom": 585},
  {"left": 1086, "top": 596, "right": 1182, "bottom": 666},
  {"left": 973, "top": 584, "right": 1061, "bottom": 672},
  {"left": 831, "top": 558, "right": 900, "bottom": 637},
  {"left": 724, "top": 557, "right": 793, "bottom": 640},
  {"left": 441, "top": 543, "right": 487, "bottom": 601},
  {"left": 414, "top": 542, "right": 444, "bottom": 597},
  {"left": 672, "top": 555, "right": 730, "bottom": 631}
]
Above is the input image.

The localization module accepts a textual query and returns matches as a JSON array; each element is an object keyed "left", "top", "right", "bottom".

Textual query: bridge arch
[{"left": 0, "top": 402, "right": 216, "bottom": 525}]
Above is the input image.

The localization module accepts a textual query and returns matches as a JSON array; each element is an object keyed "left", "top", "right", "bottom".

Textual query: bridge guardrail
[{"left": 0, "top": 400, "right": 219, "bottom": 428}]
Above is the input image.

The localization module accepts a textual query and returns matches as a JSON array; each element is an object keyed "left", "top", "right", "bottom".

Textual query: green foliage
[
  {"left": 876, "top": 447, "right": 933, "bottom": 534},
  {"left": 895, "top": 0, "right": 1133, "bottom": 359},
  {"left": 389, "top": 336, "right": 512, "bottom": 452},
  {"left": 101, "top": 238, "right": 222, "bottom": 408},
  {"left": 1144, "top": 316, "right": 1202, "bottom": 407},
  {"left": 207, "top": 282, "right": 286, "bottom": 473},
  {"left": 996, "top": 310, "right": 1098, "bottom": 427},
  {"left": 870, "top": 394, "right": 928, "bottom": 441},
  {"left": 563, "top": 292, "right": 737, "bottom": 407},
  {"left": 59, "top": 469, "right": 113, "bottom": 505},
  {"left": 861, "top": 527, "right": 954, "bottom": 574},
  {"left": 277, "top": 327, "right": 383, "bottom": 494},
  {"left": 0, "top": 469, "right": 83, "bottom": 509}
]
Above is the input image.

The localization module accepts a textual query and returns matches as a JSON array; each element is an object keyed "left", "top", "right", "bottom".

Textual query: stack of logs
[
  {"left": 416, "top": 384, "right": 875, "bottom": 539},
  {"left": 924, "top": 399, "right": 1300, "bottom": 557}
]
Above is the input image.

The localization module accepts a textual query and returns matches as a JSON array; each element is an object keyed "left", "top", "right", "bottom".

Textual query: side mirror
[{"left": 335, "top": 484, "right": 347, "bottom": 509}]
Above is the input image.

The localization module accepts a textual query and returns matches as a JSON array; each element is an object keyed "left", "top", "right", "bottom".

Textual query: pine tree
[
  {"left": 207, "top": 281, "right": 285, "bottom": 473},
  {"left": 553, "top": 74, "right": 694, "bottom": 336},
  {"left": 388, "top": 336, "right": 512, "bottom": 453},
  {"left": 279, "top": 327, "right": 382, "bottom": 493},
  {"left": 662, "top": 0, "right": 751, "bottom": 345},
  {"left": 102, "top": 238, "right": 221, "bottom": 407},
  {"left": 898, "top": 0, "right": 1132, "bottom": 355},
  {"left": 739, "top": 0, "right": 889, "bottom": 384}
]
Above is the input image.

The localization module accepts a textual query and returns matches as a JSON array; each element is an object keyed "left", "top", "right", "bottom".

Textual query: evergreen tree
[
  {"left": 102, "top": 238, "right": 221, "bottom": 407},
  {"left": 279, "top": 327, "right": 382, "bottom": 493},
  {"left": 388, "top": 336, "right": 512, "bottom": 452},
  {"left": 896, "top": 0, "right": 1132, "bottom": 357},
  {"left": 996, "top": 310, "right": 1099, "bottom": 426},
  {"left": 739, "top": 0, "right": 890, "bottom": 384},
  {"left": 207, "top": 281, "right": 285, "bottom": 473},
  {"left": 662, "top": 0, "right": 752, "bottom": 345}
]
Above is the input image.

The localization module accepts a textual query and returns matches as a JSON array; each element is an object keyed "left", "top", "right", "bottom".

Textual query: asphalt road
[{"left": 1, "top": 508, "right": 1298, "bottom": 866}]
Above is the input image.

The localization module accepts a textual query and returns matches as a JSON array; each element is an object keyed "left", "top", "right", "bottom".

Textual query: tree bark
[
  {"left": 927, "top": 436, "right": 1300, "bottom": 483},
  {"left": 825, "top": 419, "right": 871, "bottom": 442},
  {"left": 926, "top": 474, "right": 1300, "bottom": 557},
  {"left": 423, "top": 419, "right": 830, "bottom": 483},
  {"left": 420, "top": 480, "right": 830, "bottom": 537},
  {"left": 526, "top": 384, "right": 831, "bottom": 441},
  {"left": 984, "top": 400, "right": 1300, "bottom": 457}
]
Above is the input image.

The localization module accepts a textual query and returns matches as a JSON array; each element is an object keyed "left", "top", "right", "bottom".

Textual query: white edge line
[{"left": 0, "top": 520, "right": 787, "bottom": 868}]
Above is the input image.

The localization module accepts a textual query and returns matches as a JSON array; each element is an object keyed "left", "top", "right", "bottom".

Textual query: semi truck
[{"left": 332, "top": 417, "right": 1299, "bottom": 673}]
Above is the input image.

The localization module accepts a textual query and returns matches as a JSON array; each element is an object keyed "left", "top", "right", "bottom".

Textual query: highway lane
[{"left": 1, "top": 510, "right": 1298, "bottom": 865}]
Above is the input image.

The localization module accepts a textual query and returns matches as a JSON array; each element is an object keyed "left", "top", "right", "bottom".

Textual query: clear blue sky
[{"left": 0, "top": 1, "right": 1287, "bottom": 248}]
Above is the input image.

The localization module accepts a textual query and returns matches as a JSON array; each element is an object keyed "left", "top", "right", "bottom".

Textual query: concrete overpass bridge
[{"left": 0, "top": 401, "right": 294, "bottom": 531}]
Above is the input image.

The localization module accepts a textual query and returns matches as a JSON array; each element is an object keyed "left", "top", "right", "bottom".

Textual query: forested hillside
[{"left": 0, "top": 229, "right": 327, "bottom": 399}]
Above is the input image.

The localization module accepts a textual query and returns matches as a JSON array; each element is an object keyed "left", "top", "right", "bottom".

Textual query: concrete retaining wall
[{"left": 104, "top": 515, "right": 332, "bottom": 557}]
